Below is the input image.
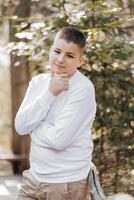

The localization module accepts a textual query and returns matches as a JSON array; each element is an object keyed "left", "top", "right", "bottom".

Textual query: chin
[{"left": 53, "top": 69, "right": 62, "bottom": 74}]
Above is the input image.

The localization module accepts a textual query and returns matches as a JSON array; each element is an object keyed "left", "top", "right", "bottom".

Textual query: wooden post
[{"left": 9, "top": 0, "right": 31, "bottom": 173}]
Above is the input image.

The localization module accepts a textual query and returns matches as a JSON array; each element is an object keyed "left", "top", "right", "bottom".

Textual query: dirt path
[{"left": 0, "top": 175, "right": 22, "bottom": 200}]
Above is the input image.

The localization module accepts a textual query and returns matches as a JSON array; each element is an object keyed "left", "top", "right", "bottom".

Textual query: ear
[{"left": 78, "top": 56, "right": 85, "bottom": 68}]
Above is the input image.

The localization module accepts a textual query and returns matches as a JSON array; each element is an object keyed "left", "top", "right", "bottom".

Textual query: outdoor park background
[{"left": 0, "top": 0, "right": 134, "bottom": 198}]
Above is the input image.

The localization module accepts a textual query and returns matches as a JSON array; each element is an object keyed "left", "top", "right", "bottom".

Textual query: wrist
[{"left": 48, "top": 87, "right": 58, "bottom": 96}]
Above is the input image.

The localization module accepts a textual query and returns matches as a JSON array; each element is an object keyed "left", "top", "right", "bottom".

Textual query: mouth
[{"left": 55, "top": 64, "right": 65, "bottom": 69}]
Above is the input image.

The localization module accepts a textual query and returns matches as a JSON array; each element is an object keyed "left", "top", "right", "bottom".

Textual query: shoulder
[
  {"left": 31, "top": 73, "right": 50, "bottom": 82},
  {"left": 30, "top": 73, "right": 50, "bottom": 85},
  {"left": 79, "top": 71, "right": 94, "bottom": 87},
  {"left": 71, "top": 70, "right": 95, "bottom": 93},
  {"left": 68, "top": 72, "right": 96, "bottom": 102}
]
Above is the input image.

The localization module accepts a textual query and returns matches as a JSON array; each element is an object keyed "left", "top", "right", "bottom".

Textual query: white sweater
[{"left": 15, "top": 70, "right": 96, "bottom": 183}]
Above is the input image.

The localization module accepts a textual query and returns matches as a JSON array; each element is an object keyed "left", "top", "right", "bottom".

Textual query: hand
[{"left": 49, "top": 73, "right": 69, "bottom": 96}]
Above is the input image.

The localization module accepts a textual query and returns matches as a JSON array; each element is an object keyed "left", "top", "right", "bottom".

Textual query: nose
[{"left": 57, "top": 54, "right": 65, "bottom": 64}]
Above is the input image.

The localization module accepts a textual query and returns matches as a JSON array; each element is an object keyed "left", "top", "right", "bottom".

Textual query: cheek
[{"left": 67, "top": 66, "right": 77, "bottom": 75}]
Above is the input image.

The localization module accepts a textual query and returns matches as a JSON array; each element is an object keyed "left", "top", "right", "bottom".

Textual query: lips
[{"left": 55, "top": 64, "right": 65, "bottom": 69}]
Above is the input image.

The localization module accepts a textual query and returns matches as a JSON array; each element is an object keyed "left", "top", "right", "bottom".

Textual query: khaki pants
[{"left": 18, "top": 170, "right": 91, "bottom": 200}]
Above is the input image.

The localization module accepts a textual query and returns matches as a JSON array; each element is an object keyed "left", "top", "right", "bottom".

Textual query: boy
[{"left": 15, "top": 27, "right": 96, "bottom": 200}]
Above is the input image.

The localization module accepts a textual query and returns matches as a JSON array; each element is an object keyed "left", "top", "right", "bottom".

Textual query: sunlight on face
[{"left": 49, "top": 37, "right": 84, "bottom": 77}]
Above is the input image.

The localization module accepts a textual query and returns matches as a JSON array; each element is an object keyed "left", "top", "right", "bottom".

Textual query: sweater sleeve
[
  {"left": 15, "top": 76, "right": 56, "bottom": 135},
  {"left": 31, "top": 85, "right": 96, "bottom": 151}
]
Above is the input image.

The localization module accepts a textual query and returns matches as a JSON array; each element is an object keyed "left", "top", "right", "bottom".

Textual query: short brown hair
[{"left": 56, "top": 27, "right": 86, "bottom": 49}]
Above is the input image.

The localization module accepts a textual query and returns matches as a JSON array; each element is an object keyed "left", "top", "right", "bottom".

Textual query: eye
[
  {"left": 54, "top": 50, "right": 60, "bottom": 54},
  {"left": 67, "top": 54, "right": 74, "bottom": 58}
]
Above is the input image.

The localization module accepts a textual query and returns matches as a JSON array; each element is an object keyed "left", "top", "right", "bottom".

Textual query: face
[{"left": 49, "top": 37, "right": 84, "bottom": 77}]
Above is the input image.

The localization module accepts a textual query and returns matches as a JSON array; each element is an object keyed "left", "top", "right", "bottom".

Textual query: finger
[
  {"left": 64, "top": 83, "right": 69, "bottom": 88},
  {"left": 64, "top": 85, "right": 69, "bottom": 90},
  {"left": 62, "top": 78, "right": 69, "bottom": 82},
  {"left": 56, "top": 73, "right": 69, "bottom": 78}
]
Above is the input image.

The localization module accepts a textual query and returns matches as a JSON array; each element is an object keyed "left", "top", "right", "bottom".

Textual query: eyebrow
[
  {"left": 54, "top": 48, "right": 75, "bottom": 56},
  {"left": 66, "top": 52, "right": 75, "bottom": 56}
]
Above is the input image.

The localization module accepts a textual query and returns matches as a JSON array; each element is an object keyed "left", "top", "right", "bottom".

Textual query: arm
[
  {"left": 32, "top": 85, "right": 96, "bottom": 151},
  {"left": 15, "top": 73, "right": 69, "bottom": 135},
  {"left": 15, "top": 76, "right": 56, "bottom": 135}
]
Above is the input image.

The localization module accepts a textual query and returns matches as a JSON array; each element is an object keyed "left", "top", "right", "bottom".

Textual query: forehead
[{"left": 53, "top": 37, "right": 82, "bottom": 55}]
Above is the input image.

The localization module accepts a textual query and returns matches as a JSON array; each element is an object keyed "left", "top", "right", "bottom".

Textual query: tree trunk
[{"left": 9, "top": 0, "right": 31, "bottom": 173}]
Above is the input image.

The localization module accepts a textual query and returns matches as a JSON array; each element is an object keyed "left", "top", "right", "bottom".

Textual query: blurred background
[{"left": 0, "top": 0, "right": 134, "bottom": 199}]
